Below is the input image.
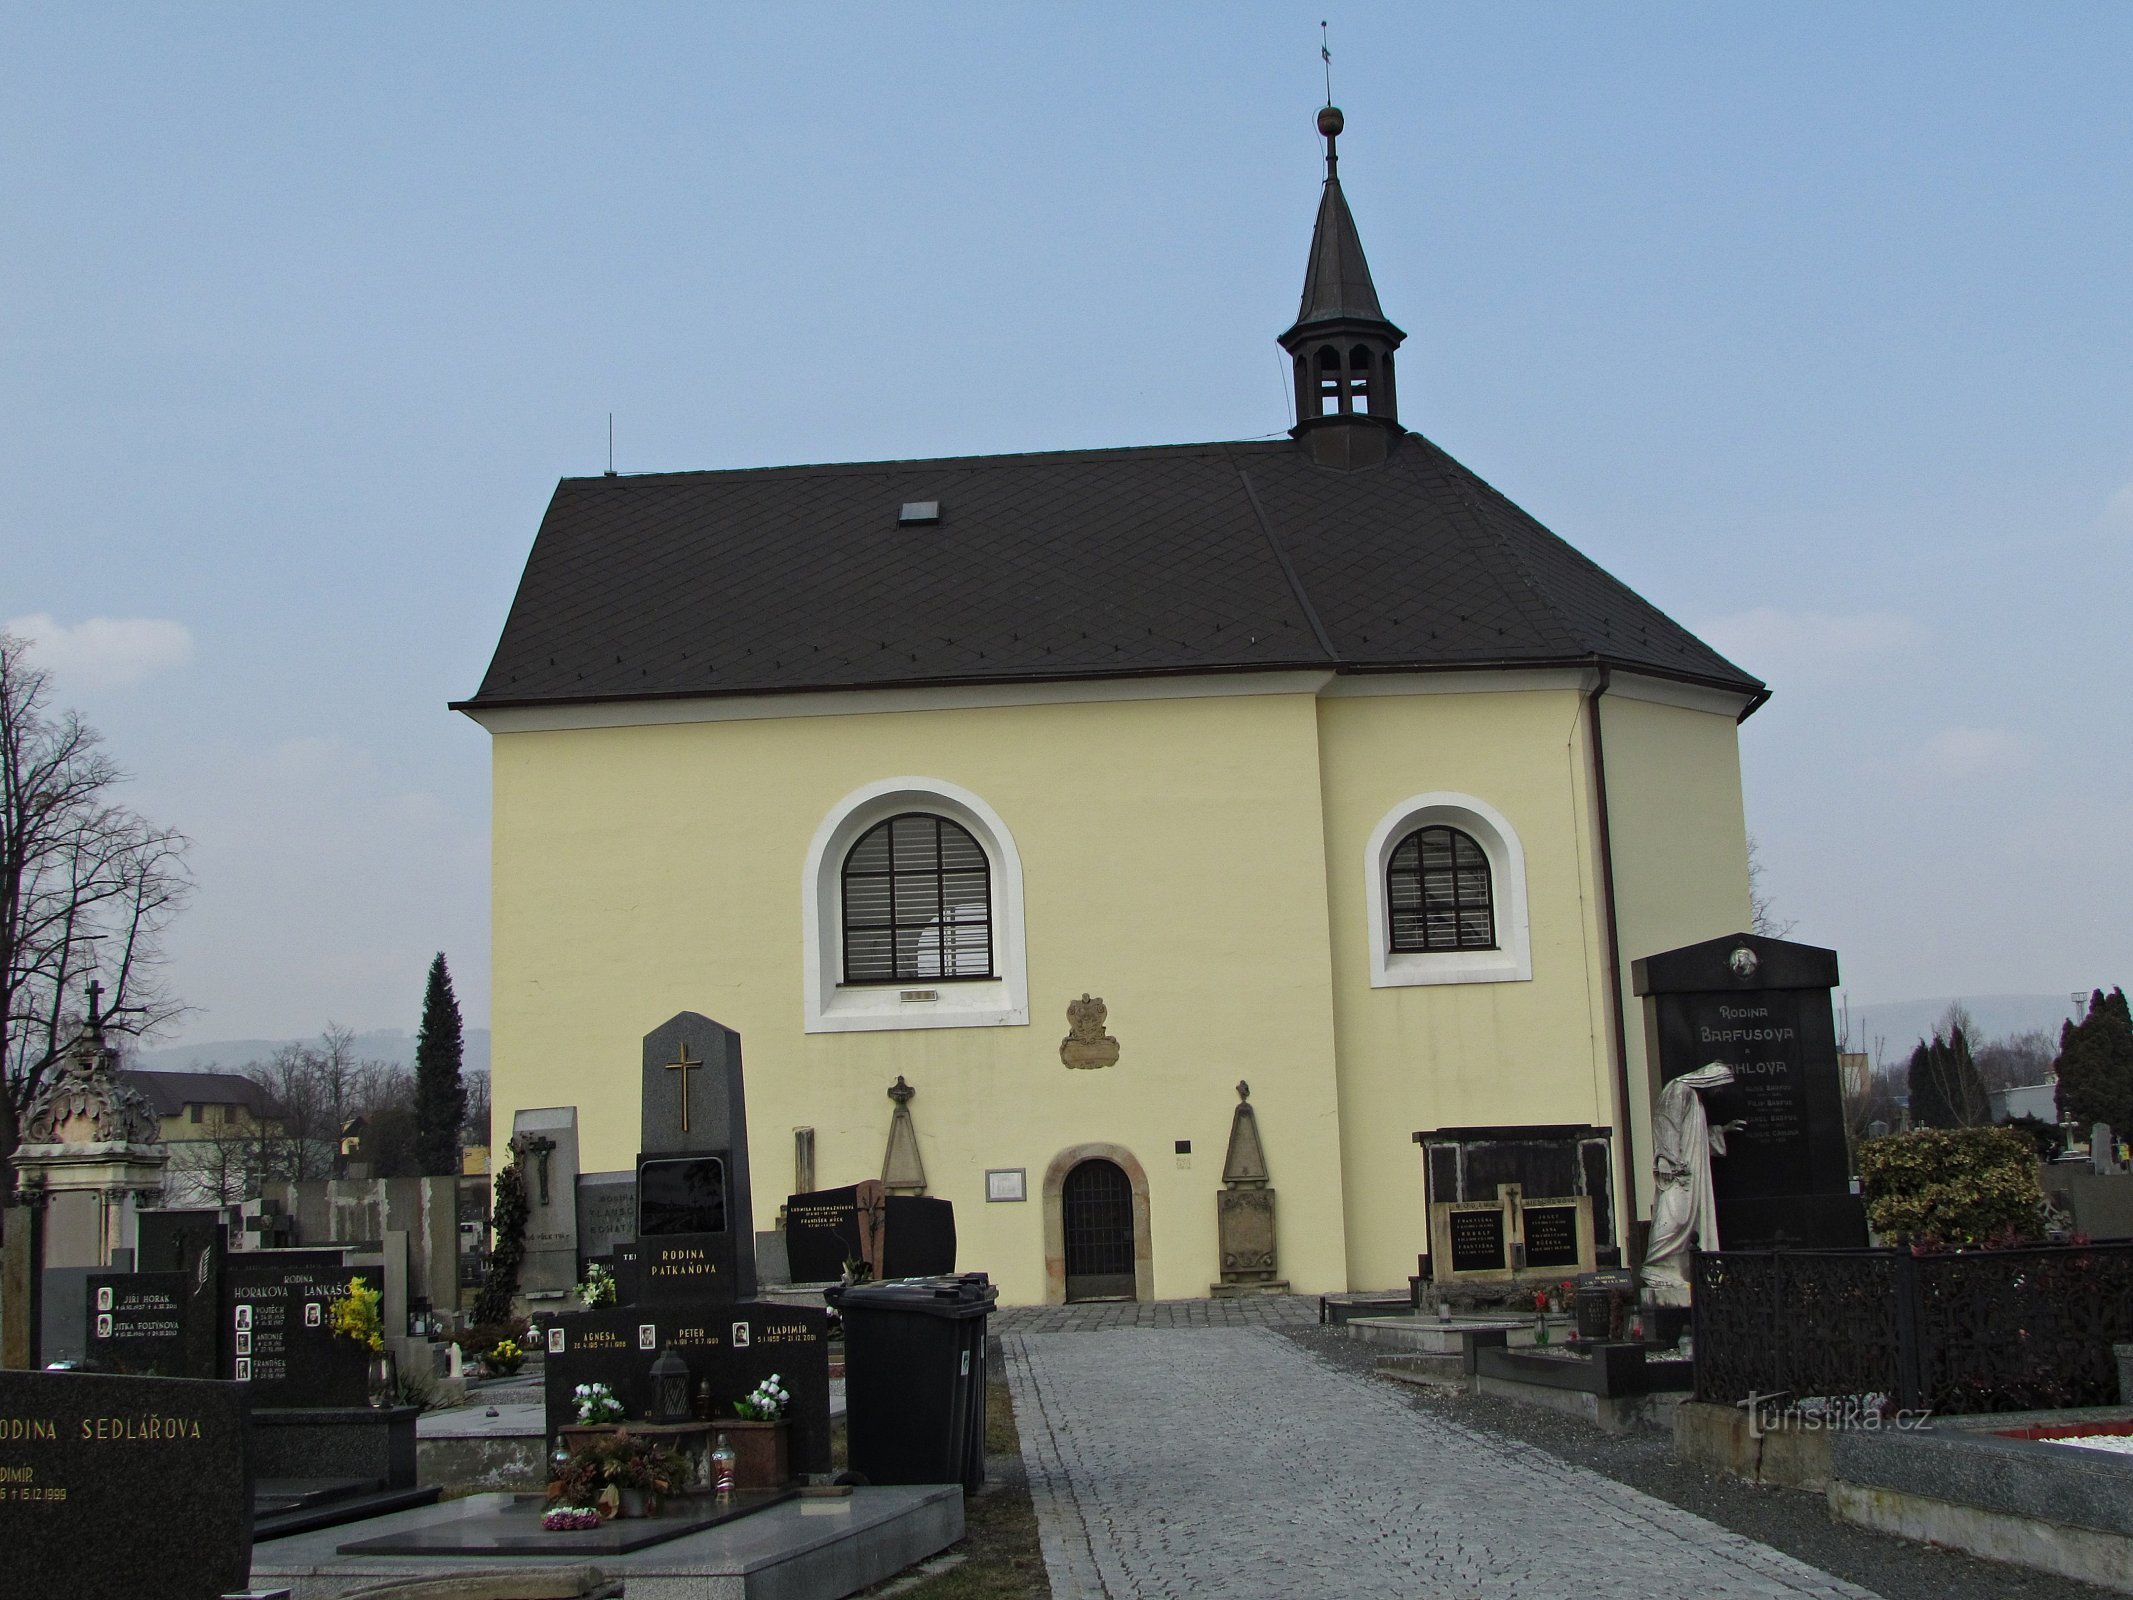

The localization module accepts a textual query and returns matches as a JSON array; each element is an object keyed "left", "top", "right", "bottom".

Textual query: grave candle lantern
[{"left": 649, "top": 1344, "right": 692, "bottom": 1424}]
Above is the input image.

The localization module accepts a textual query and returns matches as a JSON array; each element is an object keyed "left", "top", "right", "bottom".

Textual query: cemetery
[
  {"left": 7, "top": 28, "right": 2133, "bottom": 1597},
  {"left": 0, "top": 1007, "right": 984, "bottom": 1598}
]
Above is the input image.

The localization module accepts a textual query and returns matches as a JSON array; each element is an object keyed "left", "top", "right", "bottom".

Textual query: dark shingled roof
[
  {"left": 457, "top": 432, "right": 1761, "bottom": 711},
  {"left": 120, "top": 1069, "right": 272, "bottom": 1119}
]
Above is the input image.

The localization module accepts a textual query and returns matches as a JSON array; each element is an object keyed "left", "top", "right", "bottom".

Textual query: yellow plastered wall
[
  {"left": 1315, "top": 688, "right": 1617, "bottom": 1291},
  {"left": 1594, "top": 691, "right": 1754, "bottom": 1220},
  {"left": 489, "top": 690, "right": 1350, "bottom": 1305}
]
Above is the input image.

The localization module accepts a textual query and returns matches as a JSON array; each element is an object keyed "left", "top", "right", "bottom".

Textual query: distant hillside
[
  {"left": 135, "top": 1027, "right": 491, "bottom": 1078},
  {"left": 1843, "top": 993, "right": 2087, "bottom": 1058}
]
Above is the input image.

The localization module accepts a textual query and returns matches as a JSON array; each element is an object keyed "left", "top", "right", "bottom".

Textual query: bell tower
[{"left": 1279, "top": 106, "right": 1407, "bottom": 469}]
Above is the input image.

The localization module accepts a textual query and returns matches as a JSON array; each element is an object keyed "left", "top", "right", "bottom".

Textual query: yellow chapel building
[{"left": 457, "top": 109, "right": 1762, "bottom": 1306}]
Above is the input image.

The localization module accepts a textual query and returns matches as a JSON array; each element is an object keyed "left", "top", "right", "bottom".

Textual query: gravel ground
[{"left": 1278, "top": 1323, "right": 2120, "bottom": 1600}]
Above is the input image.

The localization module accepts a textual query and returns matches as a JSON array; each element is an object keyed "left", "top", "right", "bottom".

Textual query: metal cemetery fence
[{"left": 1692, "top": 1243, "right": 2133, "bottom": 1415}]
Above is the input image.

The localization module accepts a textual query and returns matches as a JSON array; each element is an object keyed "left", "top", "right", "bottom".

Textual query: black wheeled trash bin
[{"left": 828, "top": 1271, "right": 998, "bottom": 1490}]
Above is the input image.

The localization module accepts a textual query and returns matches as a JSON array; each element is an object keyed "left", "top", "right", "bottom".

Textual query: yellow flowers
[{"left": 328, "top": 1278, "right": 385, "bottom": 1353}]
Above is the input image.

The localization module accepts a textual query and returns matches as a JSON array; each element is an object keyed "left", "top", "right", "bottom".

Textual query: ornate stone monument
[
  {"left": 12, "top": 998, "right": 167, "bottom": 1272},
  {"left": 1633, "top": 932, "right": 1866, "bottom": 1252},
  {"left": 1211, "top": 1082, "right": 1287, "bottom": 1297},
  {"left": 1059, "top": 993, "right": 1120, "bottom": 1070}
]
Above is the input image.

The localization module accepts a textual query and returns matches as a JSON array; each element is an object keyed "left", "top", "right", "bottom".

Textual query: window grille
[
  {"left": 841, "top": 812, "right": 994, "bottom": 983},
  {"left": 1387, "top": 824, "right": 1496, "bottom": 952}
]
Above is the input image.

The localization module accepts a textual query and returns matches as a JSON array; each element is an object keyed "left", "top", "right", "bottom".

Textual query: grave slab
[{"left": 252, "top": 1484, "right": 964, "bottom": 1600}]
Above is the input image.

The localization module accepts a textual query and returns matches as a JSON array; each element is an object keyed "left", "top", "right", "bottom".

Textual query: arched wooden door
[{"left": 1062, "top": 1157, "right": 1137, "bottom": 1302}]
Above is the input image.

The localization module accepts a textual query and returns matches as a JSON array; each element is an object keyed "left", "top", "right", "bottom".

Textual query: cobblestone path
[{"left": 1003, "top": 1326, "right": 1884, "bottom": 1600}]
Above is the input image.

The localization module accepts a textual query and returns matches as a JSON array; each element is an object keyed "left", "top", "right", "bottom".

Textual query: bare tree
[
  {"left": 1746, "top": 834, "right": 1796, "bottom": 939},
  {"left": 0, "top": 633, "right": 189, "bottom": 1176},
  {"left": 461, "top": 1070, "right": 491, "bottom": 1158},
  {"left": 240, "top": 1027, "right": 417, "bottom": 1181}
]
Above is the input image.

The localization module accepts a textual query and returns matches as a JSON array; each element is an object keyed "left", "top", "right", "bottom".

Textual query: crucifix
[
  {"left": 665, "top": 1042, "right": 702, "bottom": 1133},
  {"left": 522, "top": 1134, "right": 557, "bottom": 1206}
]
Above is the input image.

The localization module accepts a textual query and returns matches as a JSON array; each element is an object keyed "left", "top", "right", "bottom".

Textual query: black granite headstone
[
  {"left": 882, "top": 1196, "right": 956, "bottom": 1278},
  {"left": 1521, "top": 1205, "right": 1581, "bottom": 1269},
  {"left": 134, "top": 1208, "right": 224, "bottom": 1277},
  {"left": 0, "top": 1367, "right": 251, "bottom": 1599},
  {"left": 1633, "top": 932, "right": 1867, "bottom": 1249},
  {"left": 1447, "top": 1208, "right": 1507, "bottom": 1273},
  {"left": 784, "top": 1186, "right": 864, "bottom": 1284},
  {"left": 638, "top": 1013, "right": 756, "bottom": 1300},
  {"left": 85, "top": 1273, "right": 191, "bottom": 1376},
  {"left": 542, "top": 1301, "right": 832, "bottom": 1476},
  {"left": 220, "top": 1252, "right": 373, "bottom": 1408}
]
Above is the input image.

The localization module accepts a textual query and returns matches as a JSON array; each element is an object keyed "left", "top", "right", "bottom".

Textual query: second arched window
[
  {"left": 841, "top": 813, "right": 994, "bottom": 983},
  {"left": 1386, "top": 825, "right": 1495, "bottom": 953}
]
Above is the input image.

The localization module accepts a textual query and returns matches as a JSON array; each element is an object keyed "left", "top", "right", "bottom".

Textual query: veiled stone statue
[{"left": 1640, "top": 1063, "right": 1743, "bottom": 1307}]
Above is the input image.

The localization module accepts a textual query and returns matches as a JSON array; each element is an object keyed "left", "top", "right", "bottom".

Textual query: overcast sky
[{"left": 5, "top": 5, "right": 2128, "bottom": 1045}]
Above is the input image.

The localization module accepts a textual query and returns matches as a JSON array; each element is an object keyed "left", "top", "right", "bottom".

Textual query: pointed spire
[
  {"left": 1278, "top": 106, "right": 1407, "bottom": 461},
  {"left": 1292, "top": 106, "right": 1389, "bottom": 329}
]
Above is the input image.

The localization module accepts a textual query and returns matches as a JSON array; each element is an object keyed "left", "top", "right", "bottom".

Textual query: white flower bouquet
[
  {"left": 733, "top": 1373, "right": 791, "bottom": 1421},
  {"left": 573, "top": 1380, "right": 625, "bottom": 1424}
]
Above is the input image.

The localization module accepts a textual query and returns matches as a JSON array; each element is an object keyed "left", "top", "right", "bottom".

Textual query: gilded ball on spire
[{"left": 1317, "top": 105, "right": 1344, "bottom": 138}]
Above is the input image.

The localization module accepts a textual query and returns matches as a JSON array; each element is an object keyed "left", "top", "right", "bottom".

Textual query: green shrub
[{"left": 1857, "top": 1125, "right": 2044, "bottom": 1247}]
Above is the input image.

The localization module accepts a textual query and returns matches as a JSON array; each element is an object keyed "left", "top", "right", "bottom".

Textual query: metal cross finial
[
  {"left": 665, "top": 1041, "right": 702, "bottom": 1132},
  {"left": 1320, "top": 21, "right": 1332, "bottom": 106},
  {"left": 85, "top": 978, "right": 105, "bottom": 1037}
]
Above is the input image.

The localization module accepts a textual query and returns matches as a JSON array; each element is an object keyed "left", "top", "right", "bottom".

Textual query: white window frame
[
  {"left": 1364, "top": 792, "right": 1532, "bottom": 988},
  {"left": 802, "top": 777, "right": 1029, "bottom": 1034}
]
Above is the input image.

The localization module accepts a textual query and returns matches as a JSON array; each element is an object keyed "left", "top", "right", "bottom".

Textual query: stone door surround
[{"left": 1041, "top": 1143, "right": 1153, "bottom": 1304}]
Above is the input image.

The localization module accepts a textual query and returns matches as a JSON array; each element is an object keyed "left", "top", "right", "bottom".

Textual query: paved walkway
[
  {"left": 1002, "top": 1326, "right": 1884, "bottom": 1600},
  {"left": 992, "top": 1294, "right": 1321, "bottom": 1336}
]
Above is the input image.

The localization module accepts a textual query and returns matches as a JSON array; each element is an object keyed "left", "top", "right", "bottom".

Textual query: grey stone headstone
[
  {"left": 576, "top": 1170, "right": 638, "bottom": 1268},
  {"left": 2093, "top": 1123, "right": 2115, "bottom": 1175},
  {"left": 511, "top": 1105, "right": 582, "bottom": 1296}
]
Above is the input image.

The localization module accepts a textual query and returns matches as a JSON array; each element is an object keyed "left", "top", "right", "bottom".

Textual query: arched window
[
  {"left": 1364, "top": 793, "right": 1531, "bottom": 988},
  {"left": 840, "top": 812, "right": 993, "bottom": 983},
  {"left": 804, "top": 777, "right": 1028, "bottom": 1032},
  {"left": 1386, "top": 825, "right": 1495, "bottom": 952}
]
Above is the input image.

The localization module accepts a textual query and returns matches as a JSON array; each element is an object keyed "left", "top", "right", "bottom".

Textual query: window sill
[
  {"left": 806, "top": 977, "right": 1028, "bottom": 1034},
  {"left": 1371, "top": 948, "right": 1531, "bottom": 989}
]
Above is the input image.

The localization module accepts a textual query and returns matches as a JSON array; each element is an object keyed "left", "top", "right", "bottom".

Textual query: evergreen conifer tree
[
  {"left": 414, "top": 952, "right": 466, "bottom": 1176},
  {"left": 2055, "top": 987, "right": 2133, "bottom": 1136},
  {"left": 1907, "top": 1027, "right": 1989, "bottom": 1128}
]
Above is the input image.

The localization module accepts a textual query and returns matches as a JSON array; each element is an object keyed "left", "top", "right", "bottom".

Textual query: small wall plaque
[{"left": 985, "top": 1168, "right": 1027, "bottom": 1203}]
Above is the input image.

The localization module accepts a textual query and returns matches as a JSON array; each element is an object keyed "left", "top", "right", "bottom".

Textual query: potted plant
[
  {"left": 723, "top": 1374, "right": 793, "bottom": 1489},
  {"left": 576, "top": 1262, "right": 618, "bottom": 1309}
]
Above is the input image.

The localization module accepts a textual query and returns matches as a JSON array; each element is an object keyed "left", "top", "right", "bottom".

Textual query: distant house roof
[
  {"left": 455, "top": 433, "right": 1763, "bottom": 714},
  {"left": 120, "top": 1069, "right": 272, "bottom": 1119}
]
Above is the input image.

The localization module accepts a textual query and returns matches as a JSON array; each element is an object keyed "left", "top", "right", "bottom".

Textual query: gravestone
[
  {"left": 637, "top": 1013, "right": 756, "bottom": 1303},
  {"left": 882, "top": 1196, "right": 957, "bottom": 1279},
  {"left": 1634, "top": 932, "right": 1867, "bottom": 1250},
  {"left": 86, "top": 1272, "right": 191, "bottom": 1376},
  {"left": 576, "top": 1171, "right": 638, "bottom": 1272},
  {"left": 1413, "top": 1124, "right": 1616, "bottom": 1260},
  {"left": 784, "top": 1185, "right": 879, "bottom": 1284},
  {"left": 0, "top": 1366, "right": 251, "bottom": 1600},
  {"left": 542, "top": 1301, "right": 834, "bottom": 1476},
  {"left": 511, "top": 1106, "right": 582, "bottom": 1298},
  {"left": 222, "top": 1251, "right": 374, "bottom": 1407}
]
